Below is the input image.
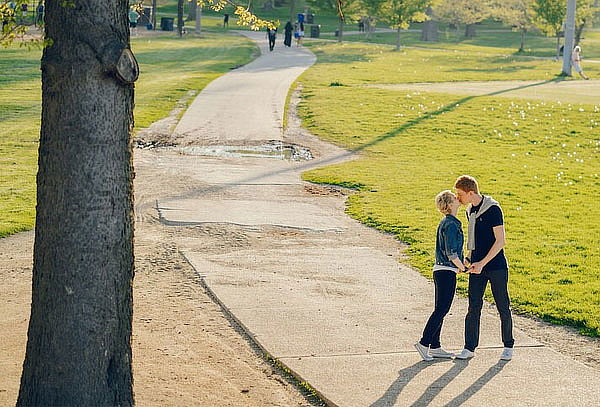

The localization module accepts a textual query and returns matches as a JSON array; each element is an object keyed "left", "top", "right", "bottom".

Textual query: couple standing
[{"left": 415, "top": 175, "right": 514, "bottom": 362}]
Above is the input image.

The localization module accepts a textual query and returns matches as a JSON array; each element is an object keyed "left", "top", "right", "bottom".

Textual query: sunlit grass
[
  {"left": 0, "top": 33, "right": 256, "bottom": 237},
  {"left": 298, "top": 41, "right": 600, "bottom": 336}
]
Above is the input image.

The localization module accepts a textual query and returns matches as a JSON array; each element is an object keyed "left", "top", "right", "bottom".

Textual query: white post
[{"left": 562, "top": 0, "right": 576, "bottom": 75}]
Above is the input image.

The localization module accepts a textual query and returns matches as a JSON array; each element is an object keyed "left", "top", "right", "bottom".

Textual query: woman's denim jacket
[{"left": 434, "top": 214, "right": 464, "bottom": 271}]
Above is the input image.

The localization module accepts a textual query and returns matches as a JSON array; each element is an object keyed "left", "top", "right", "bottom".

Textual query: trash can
[
  {"left": 161, "top": 17, "right": 174, "bottom": 31},
  {"left": 306, "top": 13, "right": 314, "bottom": 24},
  {"left": 310, "top": 25, "right": 320, "bottom": 38}
]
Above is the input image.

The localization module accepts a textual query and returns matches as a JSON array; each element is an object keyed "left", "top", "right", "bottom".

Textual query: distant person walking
[
  {"left": 266, "top": 27, "right": 277, "bottom": 51},
  {"left": 128, "top": 7, "right": 140, "bottom": 36},
  {"left": 453, "top": 175, "right": 514, "bottom": 362},
  {"left": 571, "top": 45, "right": 590, "bottom": 80},
  {"left": 223, "top": 13, "right": 229, "bottom": 28},
  {"left": 35, "top": 2, "right": 44, "bottom": 26},
  {"left": 414, "top": 190, "right": 468, "bottom": 361},
  {"left": 295, "top": 22, "right": 304, "bottom": 46},
  {"left": 284, "top": 21, "right": 293, "bottom": 47}
]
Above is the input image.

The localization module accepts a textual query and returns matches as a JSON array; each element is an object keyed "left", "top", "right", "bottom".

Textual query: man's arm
[{"left": 470, "top": 225, "right": 505, "bottom": 274}]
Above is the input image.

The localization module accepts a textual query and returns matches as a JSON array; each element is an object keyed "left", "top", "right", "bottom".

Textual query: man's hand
[{"left": 470, "top": 262, "right": 484, "bottom": 274}]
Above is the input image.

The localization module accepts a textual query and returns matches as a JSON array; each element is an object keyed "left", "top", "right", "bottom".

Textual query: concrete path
[
  {"left": 175, "top": 32, "right": 316, "bottom": 145},
  {"left": 159, "top": 33, "right": 600, "bottom": 406}
]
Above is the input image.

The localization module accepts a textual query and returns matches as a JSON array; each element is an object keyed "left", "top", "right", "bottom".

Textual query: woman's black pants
[{"left": 420, "top": 270, "right": 457, "bottom": 349}]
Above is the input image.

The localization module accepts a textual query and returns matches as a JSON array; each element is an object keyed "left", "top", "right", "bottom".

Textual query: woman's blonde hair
[{"left": 436, "top": 190, "right": 456, "bottom": 215}]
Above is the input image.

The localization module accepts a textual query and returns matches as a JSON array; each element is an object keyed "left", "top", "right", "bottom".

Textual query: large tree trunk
[
  {"left": 178, "top": 0, "right": 184, "bottom": 37},
  {"left": 17, "top": 0, "right": 135, "bottom": 404}
]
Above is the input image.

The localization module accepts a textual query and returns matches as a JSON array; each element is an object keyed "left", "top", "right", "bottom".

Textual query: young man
[{"left": 453, "top": 175, "right": 514, "bottom": 361}]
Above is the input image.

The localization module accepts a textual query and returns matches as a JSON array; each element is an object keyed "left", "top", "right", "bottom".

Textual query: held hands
[{"left": 469, "top": 261, "right": 484, "bottom": 274}]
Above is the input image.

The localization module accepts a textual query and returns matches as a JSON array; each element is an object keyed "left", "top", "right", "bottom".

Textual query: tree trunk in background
[
  {"left": 574, "top": 22, "right": 585, "bottom": 46},
  {"left": 188, "top": 0, "right": 197, "bottom": 21},
  {"left": 177, "top": 0, "right": 184, "bottom": 37},
  {"left": 465, "top": 23, "right": 476, "bottom": 38},
  {"left": 338, "top": 17, "right": 343, "bottom": 42},
  {"left": 396, "top": 26, "right": 401, "bottom": 50},
  {"left": 152, "top": 0, "right": 157, "bottom": 29},
  {"left": 17, "top": 0, "right": 135, "bottom": 404},
  {"left": 519, "top": 29, "right": 525, "bottom": 52},
  {"left": 420, "top": 6, "right": 438, "bottom": 42},
  {"left": 289, "top": 0, "right": 295, "bottom": 23},
  {"left": 556, "top": 36, "right": 561, "bottom": 60},
  {"left": 196, "top": 4, "right": 202, "bottom": 34}
]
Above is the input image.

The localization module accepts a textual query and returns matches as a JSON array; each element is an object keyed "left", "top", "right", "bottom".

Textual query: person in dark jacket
[
  {"left": 284, "top": 21, "right": 293, "bottom": 47},
  {"left": 266, "top": 27, "right": 277, "bottom": 51},
  {"left": 454, "top": 175, "right": 514, "bottom": 362},
  {"left": 415, "top": 190, "right": 468, "bottom": 361}
]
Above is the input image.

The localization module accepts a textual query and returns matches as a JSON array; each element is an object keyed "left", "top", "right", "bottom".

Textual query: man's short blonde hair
[
  {"left": 436, "top": 190, "right": 456, "bottom": 215},
  {"left": 454, "top": 175, "right": 479, "bottom": 194}
]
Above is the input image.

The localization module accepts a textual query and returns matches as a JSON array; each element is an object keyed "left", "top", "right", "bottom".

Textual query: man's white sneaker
[
  {"left": 429, "top": 347, "right": 454, "bottom": 358},
  {"left": 414, "top": 342, "right": 433, "bottom": 361},
  {"left": 454, "top": 348, "right": 475, "bottom": 360},
  {"left": 500, "top": 347, "right": 513, "bottom": 361}
]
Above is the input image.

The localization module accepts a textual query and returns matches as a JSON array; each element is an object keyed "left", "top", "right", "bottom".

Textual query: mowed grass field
[
  {"left": 0, "top": 32, "right": 256, "bottom": 237},
  {"left": 297, "top": 41, "right": 600, "bottom": 336}
]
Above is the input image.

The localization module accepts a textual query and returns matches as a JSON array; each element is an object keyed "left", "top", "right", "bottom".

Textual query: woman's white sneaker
[
  {"left": 414, "top": 343, "right": 433, "bottom": 361},
  {"left": 455, "top": 348, "right": 475, "bottom": 360},
  {"left": 500, "top": 347, "right": 513, "bottom": 361},
  {"left": 429, "top": 347, "right": 454, "bottom": 358}
]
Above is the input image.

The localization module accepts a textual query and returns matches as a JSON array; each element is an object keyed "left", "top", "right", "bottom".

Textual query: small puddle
[{"left": 173, "top": 141, "right": 313, "bottom": 161}]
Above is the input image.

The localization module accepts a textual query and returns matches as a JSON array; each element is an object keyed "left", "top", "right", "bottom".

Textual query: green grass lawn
[
  {"left": 297, "top": 41, "right": 600, "bottom": 336},
  {"left": 0, "top": 33, "right": 256, "bottom": 238},
  {"left": 322, "top": 29, "right": 600, "bottom": 59}
]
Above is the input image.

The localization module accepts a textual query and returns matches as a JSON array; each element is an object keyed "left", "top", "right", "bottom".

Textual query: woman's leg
[{"left": 420, "top": 271, "right": 456, "bottom": 347}]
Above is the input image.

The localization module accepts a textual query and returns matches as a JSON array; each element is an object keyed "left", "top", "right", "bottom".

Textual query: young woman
[
  {"left": 414, "top": 190, "right": 468, "bottom": 361},
  {"left": 571, "top": 46, "right": 590, "bottom": 80}
]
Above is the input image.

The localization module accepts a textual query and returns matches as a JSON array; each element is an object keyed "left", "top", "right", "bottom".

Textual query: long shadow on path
[
  {"left": 445, "top": 360, "right": 508, "bottom": 407},
  {"left": 370, "top": 359, "right": 461, "bottom": 407}
]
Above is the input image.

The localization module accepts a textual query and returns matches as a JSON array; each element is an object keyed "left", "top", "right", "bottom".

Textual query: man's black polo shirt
[{"left": 468, "top": 196, "right": 508, "bottom": 271}]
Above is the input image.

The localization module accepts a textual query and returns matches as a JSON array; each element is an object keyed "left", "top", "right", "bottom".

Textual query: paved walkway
[{"left": 160, "top": 32, "right": 600, "bottom": 406}]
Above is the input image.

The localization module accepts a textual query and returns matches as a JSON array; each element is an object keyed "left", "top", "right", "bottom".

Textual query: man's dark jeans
[
  {"left": 420, "top": 270, "right": 456, "bottom": 349},
  {"left": 465, "top": 268, "right": 514, "bottom": 351}
]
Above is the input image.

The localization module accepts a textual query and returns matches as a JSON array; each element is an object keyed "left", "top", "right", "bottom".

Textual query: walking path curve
[{"left": 159, "top": 32, "right": 600, "bottom": 406}]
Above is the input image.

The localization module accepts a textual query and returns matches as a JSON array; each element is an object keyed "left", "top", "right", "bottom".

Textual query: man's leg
[
  {"left": 488, "top": 269, "right": 514, "bottom": 348},
  {"left": 464, "top": 273, "right": 487, "bottom": 351}
]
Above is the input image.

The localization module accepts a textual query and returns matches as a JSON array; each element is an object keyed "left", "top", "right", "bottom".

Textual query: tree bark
[
  {"left": 519, "top": 29, "right": 525, "bottom": 52},
  {"left": 396, "top": 26, "right": 401, "bottom": 50},
  {"left": 188, "top": 0, "right": 197, "bottom": 21},
  {"left": 465, "top": 23, "right": 476, "bottom": 38},
  {"left": 289, "top": 0, "right": 295, "bottom": 24},
  {"left": 178, "top": 0, "right": 184, "bottom": 37},
  {"left": 17, "top": 0, "right": 135, "bottom": 404},
  {"left": 420, "top": 6, "right": 438, "bottom": 42},
  {"left": 338, "top": 17, "right": 343, "bottom": 43},
  {"left": 152, "top": 0, "right": 157, "bottom": 30},
  {"left": 196, "top": 4, "right": 202, "bottom": 34}
]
